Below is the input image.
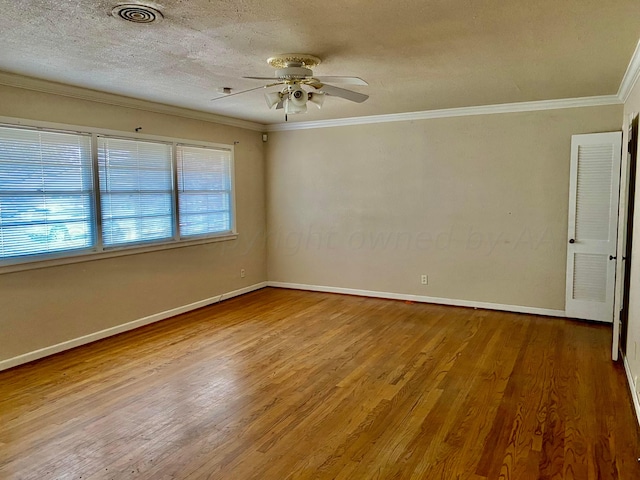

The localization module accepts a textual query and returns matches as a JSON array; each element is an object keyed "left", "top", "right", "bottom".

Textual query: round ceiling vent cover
[{"left": 112, "top": 4, "right": 163, "bottom": 23}]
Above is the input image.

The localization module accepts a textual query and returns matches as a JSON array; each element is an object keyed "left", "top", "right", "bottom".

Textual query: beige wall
[
  {"left": 266, "top": 105, "right": 622, "bottom": 310},
  {"left": 0, "top": 84, "right": 267, "bottom": 362},
  {"left": 623, "top": 82, "right": 640, "bottom": 393}
]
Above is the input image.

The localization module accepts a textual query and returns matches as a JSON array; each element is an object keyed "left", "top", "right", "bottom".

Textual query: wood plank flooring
[{"left": 1, "top": 287, "right": 639, "bottom": 479}]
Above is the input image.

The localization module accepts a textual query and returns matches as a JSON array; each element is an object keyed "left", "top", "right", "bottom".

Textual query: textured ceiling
[{"left": 0, "top": 0, "right": 639, "bottom": 125}]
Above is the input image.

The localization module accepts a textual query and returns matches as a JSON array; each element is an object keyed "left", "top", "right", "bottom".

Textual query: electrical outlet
[
  {"left": 421, "top": 274, "right": 428, "bottom": 285},
  {"left": 240, "top": 269, "right": 246, "bottom": 278}
]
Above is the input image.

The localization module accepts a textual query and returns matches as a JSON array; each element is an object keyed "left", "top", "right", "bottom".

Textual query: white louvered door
[{"left": 566, "top": 132, "right": 622, "bottom": 322}]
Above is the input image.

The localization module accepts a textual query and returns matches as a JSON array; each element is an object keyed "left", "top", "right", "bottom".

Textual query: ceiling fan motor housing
[{"left": 276, "top": 66, "right": 313, "bottom": 80}]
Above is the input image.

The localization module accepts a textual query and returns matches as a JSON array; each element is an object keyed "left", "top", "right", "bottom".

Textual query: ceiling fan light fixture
[
  {"left": 284, "top": 98, "right": 307, "bottom": 115},
  {"left": 288, "top": 86, "right": 308, "bottom": 108},
  {"left": 265, "top": 91, "right": 282, "bottom": 109},
  {"left": 308, "top": 92, "right": 325, "bottom": 109}
]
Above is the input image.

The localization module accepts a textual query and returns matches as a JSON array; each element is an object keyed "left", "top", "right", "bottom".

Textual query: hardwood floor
[{"left": 1, "top": 288, "right": 639, "bottom": 479}]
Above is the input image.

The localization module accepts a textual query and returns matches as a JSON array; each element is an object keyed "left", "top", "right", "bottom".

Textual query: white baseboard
[
  {"left": 0, "top": 282, "right": 267, "bottom": 372},
  {"left": 0, "top": 281, "right": 567, "bottom": 372},
  {"left": 623, "top": 355, "right": 640, "bottom": 428},
  {"left": 267, "top": 281, "right": 567, "bottom": 318}
]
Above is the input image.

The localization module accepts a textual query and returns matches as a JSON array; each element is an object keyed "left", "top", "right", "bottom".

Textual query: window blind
[
  {"left": 98, "top": 137, "right": 174, "bottom": 247},
  {"left": 177, "top": 145, "right": 233, "bottom": 237},
  {"left": 0, "top": 126, "right": 94, "bottom": 259},
  {"left": 0, "top": 123, "right": 236, "bottom": 267}
]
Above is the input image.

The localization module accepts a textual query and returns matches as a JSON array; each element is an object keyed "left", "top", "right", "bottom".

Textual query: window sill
[{"left": 0, "top": 233, "right": 239, "bottom": 275}]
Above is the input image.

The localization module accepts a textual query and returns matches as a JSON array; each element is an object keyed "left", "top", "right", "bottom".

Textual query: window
[
  {"left": 0, "top": 126, "right": 94, "bottom": 260},
  {"left": 98, "top": 137, "right": 174, "bottom": 247},
  {"left": 177, "top": 145, "right": 233, "bottom": 238},
  {"left": 0, "top": 123, "right": 235, "bottom": 268}
]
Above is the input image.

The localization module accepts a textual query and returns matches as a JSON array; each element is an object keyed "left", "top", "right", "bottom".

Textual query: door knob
[
  {"left": 610, "top": 255, "right": 617, "bottom": 260},
  {"left": 569, "top": 239, "right": 575, "bottom": 244}
]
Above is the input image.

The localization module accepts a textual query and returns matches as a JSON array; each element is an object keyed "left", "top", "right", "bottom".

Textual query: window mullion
[
  {"left": 91, "top": 133, "right": 104, "bottom": 252},
  {"left": 230, "top": 145, "right": 237, "bottom": 234},
  {"left": 172, "top": 142, "right": 180, "bottom": 241}
]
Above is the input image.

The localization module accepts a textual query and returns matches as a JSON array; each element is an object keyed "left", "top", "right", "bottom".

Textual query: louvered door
[{"left": 566, "top": 132, "right": 622, "bottom": 322}]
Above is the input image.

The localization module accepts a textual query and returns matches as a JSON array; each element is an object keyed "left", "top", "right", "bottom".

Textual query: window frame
[
  {"left": 97, "top": 135, "right": 177, "bottom": 248},
  {"left": 0, "top": 125, "right": 96, "bottom": 259},
  {"left": 176, "top": 143, "right": 235, "bottom": 240},
  {"left": 0, "top": 117, "right": 237, "bottom": 274}
]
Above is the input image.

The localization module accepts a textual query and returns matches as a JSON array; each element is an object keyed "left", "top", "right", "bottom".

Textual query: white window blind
[
  {"left": 177, "top": 145, "right": 233, "bottom": 237},
  {"left": 0, "top": 123, "right": 236, "bottom": 268},
  {"left": 98, "top": 137, "right": 174, "bottom": 247},
  {"left": 0, "top": 126, "right": 94, "bottom": 259}
]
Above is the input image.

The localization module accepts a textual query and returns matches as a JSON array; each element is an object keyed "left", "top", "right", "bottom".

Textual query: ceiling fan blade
[
  {"left": 313, "top": 76, "right": 368, "bottom": 86},
  {"left": 210, "top": 82, "right": 283, "bottom": 101},
  {"left": 316, "top": 84, "right": 369, "bottom": 103},
  {"left": 210, "top": 85, "right": 265, "bottom": 101}
]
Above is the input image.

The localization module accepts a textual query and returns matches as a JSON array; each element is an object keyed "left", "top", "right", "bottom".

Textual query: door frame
[{"left": 613, "top": 113, "right": 639, "bottom": 361}]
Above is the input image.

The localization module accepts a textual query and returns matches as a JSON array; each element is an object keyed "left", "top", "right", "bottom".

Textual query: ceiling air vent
[{"left": 111, "top": 4, "right": 163, "bottom": 24}]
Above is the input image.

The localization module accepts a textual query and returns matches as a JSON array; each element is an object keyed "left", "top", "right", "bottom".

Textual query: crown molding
[
  {"left": 265, "top": 95, "right": 622, "bottom": 131},
  {"left": 0, "top": 71, "right": 265, "bottom": 132},
  {"left": 618, "top": 39, "right": 640, "bottom": 103},
  {"left": 0, "top": 70, "right": 629, "bottom": 134}
]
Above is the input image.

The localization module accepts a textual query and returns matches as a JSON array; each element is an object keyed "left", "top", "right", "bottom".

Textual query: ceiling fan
[{"left": 212, "top": 54, "right": 369, "bottom": 120}]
